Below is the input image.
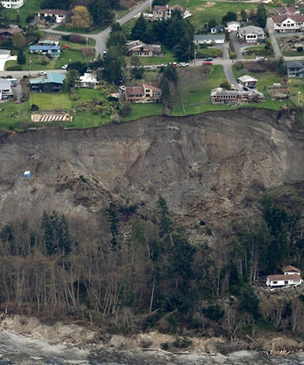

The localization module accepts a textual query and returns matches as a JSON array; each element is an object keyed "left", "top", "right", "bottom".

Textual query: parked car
[
  {"left": 230, "top": 84, "right": 236, "bottom": 90},
  {"left": 61, "top": 64, "right": 68, "bottom": 70},
  {"left": 203, "top": 60, "right": 213, "bottom": 66},
  {"left": 243, "top": 87, "right": 249, "bottom": 91},
  {"left": 38, "top": 71, "right": 47, "bottom": 76},
  {"left": 178, "top": 62, "right": 189, "bottom": 67},
  {"left": 248, "top": 85, "right": 256, "bottom": 89}
]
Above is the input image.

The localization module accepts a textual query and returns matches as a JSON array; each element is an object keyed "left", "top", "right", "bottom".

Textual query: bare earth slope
[{"left": 0, "top": 108, "right": 303, "bottom": 224}]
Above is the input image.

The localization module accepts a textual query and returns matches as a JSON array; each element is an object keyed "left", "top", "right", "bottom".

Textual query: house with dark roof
[
  {"left": 238, "top": 26, "right": 266, "bottom": 44},
  {"left": 39, "top": 9, "right": 70, "bottom": 23},
  {"left": 152, "top": 4, "right": 191, "bottom": 21},
  {"left": 0, "top": 26, "right": 23, "bottom": 41},
  {"left": 125, "top": 83, "right": 161, "bottom": 103},
  {"left": 38, "top": 35, "right": 61, "bottom": 47},
  {"left": 276, "top": 5, "right": 300, "bottom": 16},
  {"left": 30, "top": 72, "right": 65, "bottom": 92},
  {"left": 286, "top": 60, "right": 304, "bottom": 77},
  {"left": 211, "top": 25, "right": 224, "bottom": 34},
  {"left": 266, "top": 265, "right": 302, "bottom": 287}
]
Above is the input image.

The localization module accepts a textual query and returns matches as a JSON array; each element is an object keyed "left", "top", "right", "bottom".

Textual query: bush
[
  {"left": 26, "top": 14, "right": 35, "bottom": 23},
  {"left": 297, "top": 46, "right": 303, "bottom": 52},
  {"left": 230, "top": 52, "right": 236, "bottom": 59},
  {"left": 30, "top": 104, "right": 39, "bottom": 111},
  {"left": 6, "top": 65, "right": 23, "bottom": 71},
  {"left": 69, "top": 34, "right": 86, "bottom": 44},
  {"left": 119, "top": 103, "right": 132, "bottom": 117}
]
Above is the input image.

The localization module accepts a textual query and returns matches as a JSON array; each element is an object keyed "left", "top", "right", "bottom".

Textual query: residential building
[
  {"left": 30, "top": 72, "right": 65, "bottom": 92},
  {"left": 29, "top": 45, "right": 61, "bottom": 58},
  {"left": 75, "top": 73, "right": 98, "bottom": 88},
  {"left": 273, "top": 14, "right": 304, "bottom": 32},
  {"left": 0, "top": 78, "right": 13, "bottom": 100},
  {"left": 194, "top": 34, "right": 225, "bottom": 45},
  {"left": 226, "top": 21, "right": 240, "bottom": 32},
  {"left": 238, "top": 26, "right": 266, "bottom": 44},
  {"left": 1, "top": 0, "right": 24, "bottom": 9},
  {"left": 276, "top": 5, "right": 300, "bottom": 16},
  {"left": 126, "top": 40, "right": 162, "bottom": 57},
  {"left": 125, "top": 83, "right": 161, "bottom": 103},
  {"left": 210, "top": 87, "right": 263, "bottom": 104},
  {"left": 38, "top": 36, "right": 60, "bottom": 47},
  {"left": 237, "top": 75, "right": 258, "bottom": 87},
  {"left": 152, "top": 4, "right": 191, "bottom": 21},
  {"left": 266, "top": 265, "right": 302, "bottom": 287},
  {"left": 0, "top": 26, "right": 23, "bottom": 41},
  {"left": 39, "top": 9, "right": 69, "bottom": 23},
  {"left": 286, "top": 60, "right": 304, "bottom": 77},
  {"left": 211, "top": 25, "right": 224, "bottom": 34}
]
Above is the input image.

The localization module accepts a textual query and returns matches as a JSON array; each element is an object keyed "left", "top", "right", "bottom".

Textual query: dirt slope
[{"left": 0, "top": 108, "right": 302, "bottom": 228}]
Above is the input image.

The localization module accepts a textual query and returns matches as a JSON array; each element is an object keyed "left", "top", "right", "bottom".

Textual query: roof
[
  {"left": 282, "top": 265, "right": 301, "bottom": 273},
  {"left": 39, "top": 35, "right": 61, "bottom": 42},
  {"left": 273, "top": 14, "right": 304, "bottom": 23},
  {"left": 125, "top": 83, "right": 161, "bottom": 97},
  {"left": 40, "top": 9, "right": 69, "bottom": 16},
  {"left": 194, "top": 34, "right": 225, "bottom": 41},
  {"left": 0, "top": 78, "right": 11, "bottom": 90},
  {"left": 0, "top": 27, "right": 23, "bottom": 35},
  {"left": 277, "top": 5, "right": 298, "bottom": 15},
  {"left": 30, "top": 45, "right": 60, "bottom": 51},
  {"left": 286, "top": 60, "right": 304, "bottom": 68},
  {"left": 227, "top": 21, "right": 240, "bottom": 26},
  {"left": 239, "top": 26, "right": 265, "bottom": 36},
  {"left": 238, "top": 75, "right": 258, "bottom": 82},
  {"left": 79, "top": 73, "right": 98, "bottom": 83},
  {"left": 30, "top": 72, "right": 65, "bottom": 85},
  {"left": 143, "top": 83, "right": 161, "bottom": 92},
  {"left": 267, "top": 274, "right": 302, "bottom": 281}
]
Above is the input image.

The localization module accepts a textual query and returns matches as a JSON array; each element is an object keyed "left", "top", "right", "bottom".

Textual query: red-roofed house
[
  {"left": 266, "top": 265, "right": 302, "bottom": 287},
  {"left": 152, "top": 4, "right": 191, "bottom": 21},
  {"left": 273, "top": 14, "right": 304, "bottom": 32},
  {"left": 125, "top": 83, "right": 161, "bottom": 103}
]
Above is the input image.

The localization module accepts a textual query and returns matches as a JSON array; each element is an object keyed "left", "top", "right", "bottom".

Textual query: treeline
[{"left": 1, "top": 194, "right": 304, "bottom": 337}]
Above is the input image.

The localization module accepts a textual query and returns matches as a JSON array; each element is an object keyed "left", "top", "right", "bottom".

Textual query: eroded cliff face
[{"left": 0, "top": 108, "right": 303, "bottom": 228}]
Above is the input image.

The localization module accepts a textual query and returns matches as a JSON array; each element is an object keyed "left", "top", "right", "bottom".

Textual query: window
[
  {"left": 284, "top": 281, "right": 288, "bottom": 285},
  {"left": 273, "top": 281, "right": 278, "bottom": 284}
]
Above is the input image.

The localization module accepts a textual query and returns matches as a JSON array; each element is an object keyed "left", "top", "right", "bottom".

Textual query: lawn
[
  {"left": 3, "top": 0, "right": 41, "bottom": 25},
  {"left": 0, "top": 101, "right": 30, "bottom": 130},
  {"left": 30, "top": 87, "right": 74, "bottom": 110},
  {"left": 242, "top": 45, "right": 274, "bottom": 59},
  {"left": 125, "top": 47, "right": 177, "bottom": 66}
]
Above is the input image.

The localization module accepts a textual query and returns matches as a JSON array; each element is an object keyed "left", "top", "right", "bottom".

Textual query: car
[
  {"left": 230, "top": 84, "right": 236, "bottom": 90},
  {"left": 178, "top": 62, "right": 189, "bottom": 67},
  {"left": 243, "top": 87, "right": 249, "bottom": 91},
  {"left": 248, "top": 85, "right": 256, "bottom": 89},
  {"left": 38, "top": 71, "right": 47, "bottom": 76},
  {"left": 61, "top": 64, "right": 68, "bottom": 70},
  {"left": 202, "top": 61, "right": 213, "bottom": 66}
]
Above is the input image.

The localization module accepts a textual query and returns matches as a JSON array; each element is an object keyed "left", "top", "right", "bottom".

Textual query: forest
[{"left": 1, "top": 192, "right": 304, "bottom": 340}]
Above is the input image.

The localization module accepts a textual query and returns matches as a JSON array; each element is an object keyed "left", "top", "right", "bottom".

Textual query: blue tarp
[{"left": 23, "top": 171, "right": 31, "bottom": 178}]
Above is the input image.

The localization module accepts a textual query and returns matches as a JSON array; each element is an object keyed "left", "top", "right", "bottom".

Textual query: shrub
[
  {"left": 69, "top": 34, "right": 86, "bottom": 44},
  {"left": 230, "top": 52, "right": 236, "bottom": 59},
  {"left": 119, "top": 103, "right": 132, "bottom": 117},
  {"left": 6, "top": 65, "right": 23, "bottom": 71},
  {"left": 297, "top": 46, "right": 303, "bottom": 52},
  {"left": 38, "top": 55, "right": 50, "bottom": 65},
  {"left": 30, "top": 104, "right": 39, "bottom": 111},
  {"left": 26, "top": 14, "right": 35, "bottom": 23}
]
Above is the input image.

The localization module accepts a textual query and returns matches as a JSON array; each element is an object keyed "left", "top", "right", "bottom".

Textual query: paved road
[{"left": 266, "top": 17, "right": 281, "bottom": 58}]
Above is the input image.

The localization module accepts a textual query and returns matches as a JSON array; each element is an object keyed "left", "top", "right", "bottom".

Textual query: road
[{"left": 266, "top": 17, "right": 281, "bottom": 58}]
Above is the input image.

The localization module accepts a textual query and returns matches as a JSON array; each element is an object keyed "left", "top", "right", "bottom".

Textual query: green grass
[
  {"left": 0, "top": 101, "right": 30, "bottom": 129},
  {"left": 126, "top": 47, "right": 176, "bottom": 66},
  {"left": 242, "top": 46, "right": 274, "bottom": 59},
  {"left": 54, "top": 25, "right": 101, "bottom": 35},
  {"left": 3, "top": 0, "right": 41, "bottom": 25},
  {"left": 30, "top": 86, "right": 74, "bottom": 110},
  {"left": 123, "top": 103, "right": 163, "bottom": 121}
]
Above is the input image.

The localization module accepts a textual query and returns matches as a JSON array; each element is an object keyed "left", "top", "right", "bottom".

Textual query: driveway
[
  {"left": 0, "top": 55, "right": 17, "bottom": 71},
  {"left": 266, "top": 17, "right": 281, "bottom": 58}
]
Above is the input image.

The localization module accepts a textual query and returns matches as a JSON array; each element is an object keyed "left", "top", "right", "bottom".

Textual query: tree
[
  {"left": 220, "top": 80, "right": 231, "bottom": 90},
  {"left": 88, "top": 0, "right": 114, "bottom": 27},
  {"left": 257, "top": 4, "right": 267, "bottom": 28},
  {"left": 222, "top": 11, "right": 237, "bottom": 24},
  {"left": 157, "top": 195, "right": 173, "bottom": 243},
  {"left": 12, "top": 32, "right": 26, "bottom": 49},
  {"left": 41, "top": 0, "right": 71, "bottom": 10},
  {"left": 240, "top": 9, "right": 247, "bottom": 22},
  {"left": 67, "top": 61, "right": 87, "bottom": 74},
  {"left": 102, "top": 47, "right": 125, "bottom": 84},
  {"left": 68, "top": 6, "right": 91, "bottom": 28},
  {"left": 106, "top": 31, "right": 127, "bottom": 50},
  {"left": 17, "top": 49, "right": 26, "bottom": 65},
  {"left": 277, "top": 56, "right": 286, "bottom": 76},
  {"left": 208, "top": 18, "right": 217, "bottom": 30},
  {"left": 65, "top": 69, "right": 80, "bottom": 87},
  {"left": 131, "top": 13, "right": 148, "bottom": 42},
  {"left": 130, "top": 55, "right": 144, "bottom": 80},
  {"left": 107, "top": 202, "right": 120, "bottom": 249}
]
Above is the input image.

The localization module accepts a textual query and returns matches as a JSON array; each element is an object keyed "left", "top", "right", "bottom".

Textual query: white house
[
  {"left": 75, "top": 73, "right": 98, "bottom": 88},
  {"left": 39, "top": 9, "right": 69, "bottom": 23},
  {"left": 237, "top": 75, "right": 258, "bottom": 87},
  {"left": 238, "top": 26, "right": 266, "bottom": 44},
  {"left": 194, "top": 34, "right": 225, "bottom": 45},
  {"left": 1, "top": 0, "right": 24, "bottom": 9},
  {"left": 266, "top": 265, "right": 303, "bottom": 287},
  {"left": 273, "top": 15, "right": 304, "bottom": 32},
  {"left": 152, "top": 4, "right": 191, "bottom": 21},
  {"left": 0, "top": 78, "right": 13, "bottom": 99},
  {"left": 226, "top": 21, "right": 240, "bottom": 32}
]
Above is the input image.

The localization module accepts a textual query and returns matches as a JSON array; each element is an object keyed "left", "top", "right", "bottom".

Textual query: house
[
  {"left": 273, "top": 15, "right": 304, "bottom": 32},
  {"left": 0, "top": 78, "right": 13, "bottom": 100},
  {"left": 30, "top": 72, "right": 65, "bottom": 92},
  {"left": 152, "top": 4, "right": 191, "bottom": 21},
  {"left": 29, "top": 45, "right": 61, "bottom": 58},
  {"left": 38, "top": 36, "right": 60, "bottom": 47},
  {"left": 238, "top": 26, "right": 266, "bottom": 44},
  {"left": 194, "top": 34, "right": 225, "bottom": 45},
  {"left": 210, "top": 87, "right": 263, "bottom": 104},
  {"left": 126, "top": 40, "right": 163, "bottom": 57},
  {"left": 226, "top": 21, "right": 240, "bottom": 32},
  {"left": 211, "top": 25, "right": 225, "bottom": 34},
  {"left": 75, "top": 73, "right": 98, "bottom": 88},
  {"left": 1, "top": 0, "right": 24, "bottom": 9},
  {"left": 237, "top": 75, "right": 258, "bottom": 87},
  {"left": 125, "top": 83, "right": 161, "bottom": 103},
  {"left": 286, "top": 60, "right": 304, "bottom": 77},
  {"left": 266, "top": 265, "right": 302, "bottom": 287},
  {"left": 0, "top": 26, "right": 23, "bottom": 41},
  {"left": 39, "top": 9, "right": 69, "bottom": 23},
  {"left": 276, "top": 5, "right": 300, "bottom": 16}
]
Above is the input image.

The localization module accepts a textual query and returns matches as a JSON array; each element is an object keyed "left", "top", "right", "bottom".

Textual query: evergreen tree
[
  {"left": 157, "top": 195, "right": 173, "bottom": 243},
  {"left": 17, "top": 49, "right": 26, "bottom": 65},
  {"left": 88, "top": 0, "right": 114, "bottom": 27},
  {"left": 257, "top": 4, "right": 267, "bottom": 28},
  {"left": 102, "top": 47, "right": 126, "bottom": 84},
  {"left": 106, "top": 202, "right": 120, "bottom": 249},
  {"left": 131, "top": 13, "right": 148, "bottom": 42},
  {"left": 130, "top": 55, "right": 144, "bottom": 80},
  {"left": 277, "top": 56, "right": 286, "bottom": 76},
  {"left": 106, "top": 31, "right": 127, "bottom": 50}
]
